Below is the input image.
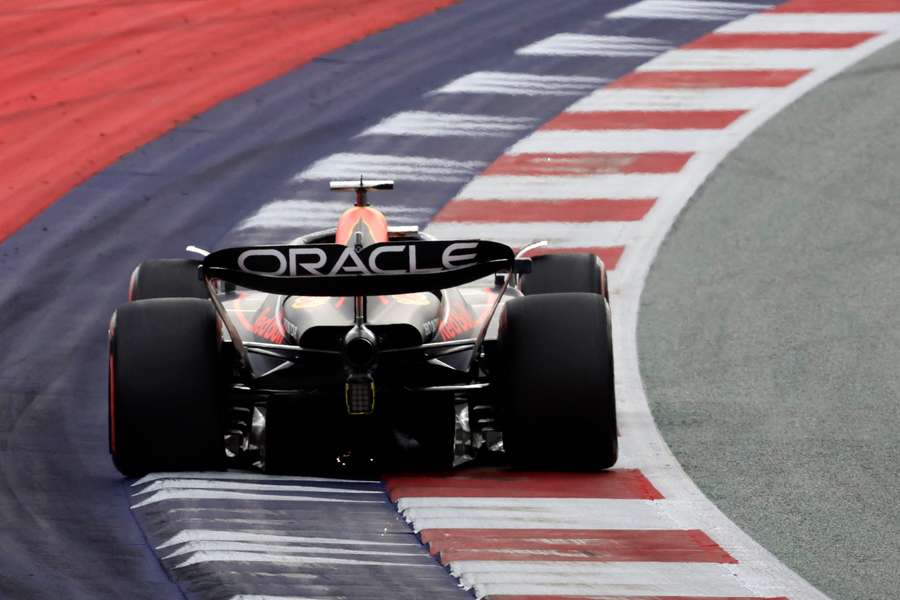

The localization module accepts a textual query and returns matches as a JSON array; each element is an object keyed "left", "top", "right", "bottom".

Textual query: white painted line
[
  {"left": 451, "top": 561, "right": 754, "bottom": 599},
  {"left": 455, "top": 173, "right": 676, "bottom": 200},
  {"left": 236, "top": 199, "right": 430, "bottom": 230},
  {"left": 360, "top": 111, "right": 536, "bottom": 137},
  {"left": 133, "top": 478, "right": 385, "bottom": 497},
  {"left": 164, "top": 541, "right": 424, "bottom": 560},
  {"left": 718, "top": 13, "right": 900, "bottom": 34},
  {"left": 608, "top": 0, "right": 771, "bottom": 21},
  {"left": 568, "top": 87, "right": 777, "bottom": 112},
  {"left": 298, "top": 153, "right": 485, "bottom": 183},
  {"left": 131, "top": 471, "right": 377, "bottom": 487},
  {"left": 511, "top": 129, "right": 727, "bottom": 154},
  {"left": 638, "top": 48, "right": 843, "bottom": 71},
  {"left": 131, "top": 489, "right": 384, "bottom": 508},
  {"left": 173, "top": 550, "right": 433, "bottom": 569},
  {"left": 517, "top": 33, "right": 671, "bottom": 57},
  {"left": 432, "top": 71, "right": 607, "bottom": 96},
  {"left": 158, "top": 529, "right": 417, "bottom": 550}
]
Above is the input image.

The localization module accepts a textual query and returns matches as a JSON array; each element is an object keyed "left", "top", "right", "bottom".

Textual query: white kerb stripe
[
  {"left": 164, "top": 541, "right": 424, "bottom": 560},
  {"left": 510, "top": 130, "right": 727, "bottom": 154},
  {"left": 433, "top": 71, "right": 606, "bottom": 96},
  {"left": 298, "top": 153, "right": 485, "bottom": 183},
  {"left": 173, "top": 551, "right": 433, "bottom": 569},
  {"left": 718, "top": 13, "right": 900, "bottom": 34},
  {"left": 131, "top": 489, "right": 384, "bottom": 508},
  {"left": 132, "top": 471, "right": 376, "bottom": 486},
  {"left": 450, "top": 561, "right": 754, "bottom": 599},
  {"left": 607, "top": 0, "right": 771, "bottom": 21},
  {"left": 456, "top": 173, "right": 675, "bottom": 200},
  {"left": 396, "top": 498, "right": 677, "bottom": 531},
  {"left": 638, "top": 48, "right": 843, "bottom": 71},
  {"left": 426, "top": 221, "right": 639, "bottom": 248},
  {"left": 517, "top": 34, "right": 671, "bottom": 57},
  {"left": 158, "top": 529, "right": 418, "bottom": 549},
  {"left": 568, "top": 87, "right": 777, "bottom": 112},
  {"left": 360, "top": 111, "right": 536, "bottom": 137},
  {"left": 133, "top": 479, "right": 385, "bottom": 496}
]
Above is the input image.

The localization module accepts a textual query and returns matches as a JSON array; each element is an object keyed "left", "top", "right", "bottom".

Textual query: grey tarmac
[{"left": 639, "top": 37, "right": 900, "bottom": 600}]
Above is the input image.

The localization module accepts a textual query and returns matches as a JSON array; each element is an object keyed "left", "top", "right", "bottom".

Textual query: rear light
[{"left": 345, "top": 376, "right": 375, "bottom": 415}]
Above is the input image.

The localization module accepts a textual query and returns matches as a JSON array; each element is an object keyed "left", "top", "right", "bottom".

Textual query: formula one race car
[{"left": 108, "top": 180, "right": 617, "bottom": 476}]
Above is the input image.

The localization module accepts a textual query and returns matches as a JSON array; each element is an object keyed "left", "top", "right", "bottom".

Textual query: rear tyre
[
  {"left": 129, "top": 258, "right": 207, "bottom": 301},
  {"left": 498, "top": 293, "right": 617, "bottom": 470},
  {"left": 519, "top": 253, "right": 608, "bottom": 300},
  {"left": 109, "top": 298, "right": 225, "bottom": 476}
]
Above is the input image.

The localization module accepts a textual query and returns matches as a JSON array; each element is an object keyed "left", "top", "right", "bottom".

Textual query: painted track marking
[{"left": 121, "top": 1, "right": 900, "bottom": 598}]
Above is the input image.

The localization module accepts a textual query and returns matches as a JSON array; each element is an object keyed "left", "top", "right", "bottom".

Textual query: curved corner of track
[
  {"left": 4, "top": 1, "right": 899, "bottom": 599},
  {"left": 113, "top": 1, "right": 900, "bottom": 598}
]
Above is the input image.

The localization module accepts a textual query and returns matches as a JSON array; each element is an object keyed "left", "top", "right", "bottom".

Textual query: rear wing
[{"left": 201, "top": 240, "right": 515, "bottom": 296}]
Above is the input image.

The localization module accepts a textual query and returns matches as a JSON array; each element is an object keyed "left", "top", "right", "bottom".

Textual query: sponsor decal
[
  {"left": 234, "top": 241, "right": 483, "bottom": 278},
  {"left": 438, "top": 298, "right": 477, "bottom": 341},
  {"left": 251, "top": 307, "right": 285, "bottom": 344}
]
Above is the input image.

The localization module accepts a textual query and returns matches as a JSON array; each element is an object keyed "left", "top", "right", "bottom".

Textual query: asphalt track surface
[
  {"left": 1, "top": 1, "right": 895, "bottom": 599},
  {"left": 0, "top": 1, "right": 684, "bottom": 597},
  {"left": 639, "top": 38, "right": 900, "bottom": 600}
]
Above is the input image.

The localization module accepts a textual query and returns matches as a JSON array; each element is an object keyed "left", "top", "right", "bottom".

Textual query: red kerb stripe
[
  {"left": 385, "top": 468, "right": 663, "bottom": 500},
  {"left": 773, "top": 0, "right": 900, "bottom": 11},
  {"left": 483, "top": 152, "right": 691, "bottom": 176},
  {"left": 542, "top": 111, "right": 744, "bottom": 130},
  {"left": 611, "top": 70, "right": 809, "bottom": 89},
  {"left": 435, "top": 199, "right": 655, "bottom": 223},
  {"left": 421, "top": 529, "right": 737, "bottom": 564},
  {"left": 685, "top": 32, "right": 877, "bottom": 49}
]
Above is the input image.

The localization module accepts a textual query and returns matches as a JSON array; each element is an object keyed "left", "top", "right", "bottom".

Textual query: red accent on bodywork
[
  {"left": 251, "top": 306, "right": 285, "bottom": 344},
  {"left": 231, "top": 292, "right": 255, "bottom": 333},
  {"left": 335, "top": 206, "right": 389, "bottom": 246},
  {"left": 127, "top": 267, "right": 138, "bottom": 302},
  {"left": 108, "top": 353, "right": 116, "bottom": 455},
  {"left": 437, "top": 296, "right": 478, "bottom": 341}
]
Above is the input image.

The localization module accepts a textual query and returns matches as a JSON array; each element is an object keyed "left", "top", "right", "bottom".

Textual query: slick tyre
[
  {"left": 498, "top": 293, "right": 617, "bottom": 470},
  {"left": 109, "top": 298, "right": 224, "bottom": 476},
  {"left": 129, "top": 258, "right": 208, "bottom": 301},
  {"left": 519, "top": 253, "right": 608, "bottom": 301}
]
